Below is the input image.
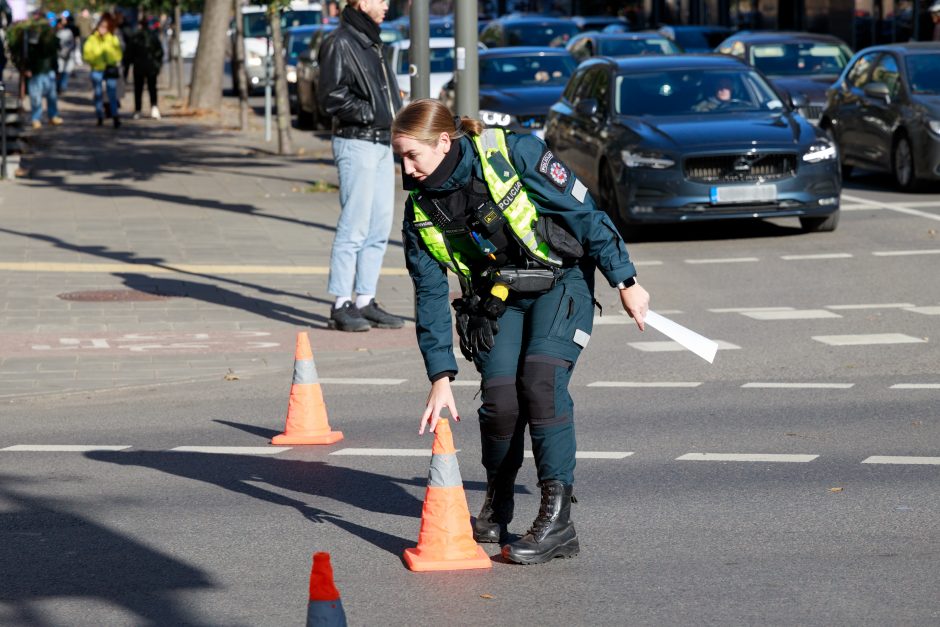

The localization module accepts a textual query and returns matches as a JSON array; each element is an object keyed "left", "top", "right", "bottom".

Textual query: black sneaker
[
  {"left": 359, "top": 299, "right": 405, "bottom": 329},
  {"left": 329, "top": 302, "right": 370, "bottom": 332}
]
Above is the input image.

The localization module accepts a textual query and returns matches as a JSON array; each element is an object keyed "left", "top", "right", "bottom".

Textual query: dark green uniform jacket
[{"left": 403, "top": 132, "right": 637, "bottom": 381}]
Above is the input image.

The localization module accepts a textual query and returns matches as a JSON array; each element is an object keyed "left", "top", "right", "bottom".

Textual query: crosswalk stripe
[
  {"left": 873, "top": 249, "right": 940, "bottom": 256},
  {"left": 628, "top": 340, "right": 739, "bottom": 352},
  {"left": 812, "top": 333, "right": 927, "bottom": 346},
  {"left": 742, "top": 382, "right": 854, "bottom": 389},
  {"left": 826, "top": 303, "right": 916, "bottom": 310},
  {"left": 890, "top": 383, "right": 940, "bottom": 389},
  {"left": 781, "top": 253, "right": 853, "bottom": 260},
  {"left": 862, "top": 456, "right": 940, "bottom": 465},
  {"left": 588, "top": 381, "right": 702, "bottom": 388},
  {"left": 677, "top": 453, "right": 818, "bottom": 462},
  {"left": 319, "top": 378, "right": 407, "bottom": 385},
  {"left": 742, "top": 309, "right": 841, "bottom": 320},
  {"left": 685, "top": 257, "right": 760, "bottom": 264},
  {"left": 0, "top": 445, "right": 131, "bottom": 452}
]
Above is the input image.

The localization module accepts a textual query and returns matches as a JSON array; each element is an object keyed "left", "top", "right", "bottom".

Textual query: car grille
[
  {"left": 799, "top": 105, "right": 824, "bottom": 121},
  {"left": 517, "top": 115, "right": 545, "bottom": 130},
  {"left": 684, "top": 153, "right": 797, "bottom": 183}
]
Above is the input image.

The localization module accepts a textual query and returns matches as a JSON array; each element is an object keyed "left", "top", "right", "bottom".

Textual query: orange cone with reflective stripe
[
  {"left": 306, "top": 552, "right": 347, "bottom": 626},
  {"left": 404, "top": 418, "right": 492, "bottom": 572},
  {"left": 272, "top": 332, "right": 343, "bottom": 445}
]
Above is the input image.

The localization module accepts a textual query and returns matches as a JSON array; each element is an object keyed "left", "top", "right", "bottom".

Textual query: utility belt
[
  {"left": 488, "top": 265, "right": 563, "bottom": 295},
  {"left": 333, "top": 125, "right": 391, "bottom": 145}
]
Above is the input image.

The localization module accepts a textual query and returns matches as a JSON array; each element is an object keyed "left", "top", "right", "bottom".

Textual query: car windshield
[
  {"left": 615, "top": 69, "right": 785, "bottom": 116},
  {"left": 906, "top": 54, "right": 940, "bottom": 94},
  {"left": 244, "top": 9, "right": 322, "bottom": 38},
  {"left": 480, "top": 54, "right": 576, "bottom": 87},
  {"left": 289, "top": 33, "right": 313, "bottom": 59},
  {"left": 749, "top": 42, "right": 852, "bottom": 76},
  {"left": 505, "top": 22, "right": 579, "bottom": 46},
  {"left": 599, "top": 37, "right": 680, "bottom": 56},
  {"left": 396, "top": 46, "right": 456, "bottom": 75}
]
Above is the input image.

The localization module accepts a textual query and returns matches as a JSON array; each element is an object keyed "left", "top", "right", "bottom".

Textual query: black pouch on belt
[
  {"left": 495, "top": 266, "right": 560, "bottom": 294},
  {"left": 535, "top": 216, "right": 584, "bottom": 260}
]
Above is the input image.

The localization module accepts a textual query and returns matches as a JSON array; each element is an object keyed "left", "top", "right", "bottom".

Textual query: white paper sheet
[{"left": 643, "top": 310, "right": 718, "bottom": 364}]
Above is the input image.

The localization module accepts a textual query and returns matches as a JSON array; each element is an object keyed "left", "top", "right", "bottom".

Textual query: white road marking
[
  {"left": 873, "top": 249, "right": 940, "bottom": 257},
  {"left": 628, "top": 340, "right": 740, "bottom": 352},
  {"left": 677, "top": 453, "right": 818, "bottom": 462},
  {"left": 812, "top": 333, "right": 928, "bottom": 346},
  {"left": 1, "top": 445, "right": 131, "bottom": 452},
  {"left": 841, "top": 193, "right": 940, "bottom": 222},
  {"left": 529, "top": 451, "right": 634, "bottom": 459},
  {"left": 635, "top": 260, "right": 664, "bottom": 267},
  {"left": 862, "top": 456, "right": 940, "bottom": 465},
  {"left": 684, "top": 257, "right": 760, "bottom": 264},
  {"left": 450, "top": 380, "right": 482, "bottom": 387},
  {"left": 318, "top": 378, "right": 406, "bottom": 385},
  {"left": 906, "top": 306, "right": 940, "bottom": 315},
  {"left": 169, "top": 446, "right": 290, "bottom": 455},
  {"left": 709, "top": 307, "right": 794, "bottom": 313},
  {"left": 780, "top": 253, "right": 853, "bottom": 260},
  {"left": 594, "top": 310, "right": 683, "bottom": 325},
  {"left": 587, "top": 381, "right": 703, "bottom": 388},
  {"left": 742, "top": 309, "right": 842, "bottom": 320},
  {"left": 890, "top": 383, "right": 940, "bottom": 389},
  {"left": 826, "top": 303, "right": 916, "bottom": 310},
  {"left": 742, "top": 382, "right": 854, "bottom": 389}
]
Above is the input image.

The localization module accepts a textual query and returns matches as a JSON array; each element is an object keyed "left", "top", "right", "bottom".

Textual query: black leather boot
[
  {"left": 502, "top": 480, "right": 579, "bottom": 564},
  {"left": 473, "top": 474, "right": 516, "bottom": 544}
]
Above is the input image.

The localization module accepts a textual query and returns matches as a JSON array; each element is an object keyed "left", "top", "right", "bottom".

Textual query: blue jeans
[
  {"left": 328, "top": 137, "right": 395, "bottom": 298},
  {"left": 90, "top": 70, "right": 119, "bottom": 119},
  {"left": 27, "top": 71, "right": 58, "bottom": 122}
]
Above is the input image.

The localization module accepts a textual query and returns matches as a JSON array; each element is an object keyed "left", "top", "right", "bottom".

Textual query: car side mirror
[
  {"left": 789, "top": 92, "right": 808, "bottom": 109},
  {"left": 863, "top": 82, "right": 890, "bottom": 101},
  {"left": 576, "top": 98, "right": 598, "bottom": 117}
]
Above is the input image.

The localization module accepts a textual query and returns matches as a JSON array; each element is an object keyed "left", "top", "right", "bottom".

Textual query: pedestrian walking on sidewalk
[
  {"left": 55, "top": 15, "right": 76, "bottom": 93},
  {"left": 317, "top": 0, "right": 404, "bottom": 332},
  {"left": 393, "top": 99, "right": 650, "bottom": 565},
  {"left": 124, "top": 16, "right": 163, "bottom": 120},
  {"left": 10, "top": 12, "right": 62, "bottom": 129},
  {"left": 83, "top": 13, "right": 123, "bottom": 128}
]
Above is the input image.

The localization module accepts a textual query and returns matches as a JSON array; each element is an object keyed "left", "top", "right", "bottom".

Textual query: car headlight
[
  {"left": 621, "top": 149, "right": 674, "bottom": 169},
  {"left": 286, "top": 68, "right": 297, "bottom": 83},
  {"left": 802, "top": 139, "right": 837, "bottom": 163},
  {"left": 480, "top": 110, "right": 512, "bottom": 127},
  {"left": 929, "top": 120, "right": 940, "bottom": 137},
  {"left": 246, "top": 54, "right": 263, "bottom": 67}
]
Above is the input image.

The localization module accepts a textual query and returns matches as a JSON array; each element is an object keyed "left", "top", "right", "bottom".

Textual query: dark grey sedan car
[
  {"left": 821, "top": 43, "right": 940, "bottom": 190},
  {"left": 544, "top": 55, "right": 842, "bottom": 233}
]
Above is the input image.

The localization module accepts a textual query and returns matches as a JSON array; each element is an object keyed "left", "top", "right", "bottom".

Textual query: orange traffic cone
[
  {"left": 306, "top": 552, "right": 348, "bottom": 626},
  {"left": 272, "top": 332, "right": 343, "bottom": 445},
  {"left": 404, "top": 418, "right": 492, "bottom": 572}
]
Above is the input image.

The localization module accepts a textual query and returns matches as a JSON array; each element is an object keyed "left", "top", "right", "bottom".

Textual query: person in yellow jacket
[{"left": 82, "top": 13, "right": 123, "bottom": 128}]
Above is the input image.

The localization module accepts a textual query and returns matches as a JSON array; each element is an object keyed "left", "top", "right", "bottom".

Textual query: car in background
[
  {"left": 177, "top": 13, "right": 201, "bottom": 59},
  {"left": 479, "top": 15, "right": 579, "bottom": 48},
  {"left": 716, "top": 31, "right": 853, "bottom": 124},
  {"left": 387, "top": 14, "right": 454, "bottom": 38},
  {"left": 821, "top": 43, "right": 940, "bottom": 190},
  {"left": 567, "top": 31, "right": 682, "bottom": 62},
  {"left": 385, "top": 38, "right": 485, "bottom": 104},
  {"left": 657, "top": 25, "right": 733, "bottom": 53},
  {"left": 284, "top": 25, "right": 320, "bottom": 107},
  {"left": 544, "top": 55, "right": 842, "bottom": 234},
  {"left": 239, "top": 2, "right": 323, "bottom": 92},
  {"left": 294, "top": 23, "right": 336, "bottom": 129},
  {"left": 440, "top": 47, "right": 576, "bottom": 138},
  {"left": 571, "top": 15, "right": 630, "bottom": 32}
]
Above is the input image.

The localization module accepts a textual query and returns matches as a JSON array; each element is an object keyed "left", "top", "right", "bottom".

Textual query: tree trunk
[
  {"left": 267, "top": 4, "right": 294, "bottom": 155},
  {"left": 233, "top": 0, "right": 250, "bottom": 130},
  {"left": 188, "top": 0, "right": 230, "bottom": 112}
]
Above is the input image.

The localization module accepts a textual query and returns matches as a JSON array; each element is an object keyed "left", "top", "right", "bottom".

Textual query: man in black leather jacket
[{"left": 317, "top": 0, "right": 405, "bottom": 332}]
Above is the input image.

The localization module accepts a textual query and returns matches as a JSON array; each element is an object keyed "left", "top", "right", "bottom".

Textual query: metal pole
[
  {"left": 0, "top": 81, "right": 6, "bottom": 181},
  {"left": 454, "top": 0, "right": 478, "bottom": 118},
  {"left": 409, "top": 0, "right": 430, "bottom": 101},
  {"left": 264, "top": 31, "right": 272, "bottom": 142}
]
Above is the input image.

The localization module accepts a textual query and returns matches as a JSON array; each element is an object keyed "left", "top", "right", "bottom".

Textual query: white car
[
  {"left": 385, "top": 38, "right": 485, "bottom": 104},
  {"left": 178, "top": 14, "right": 201, "bottom": 59},
  {"left": 240, "top": 1, "right": 323, "bottom": 90}
]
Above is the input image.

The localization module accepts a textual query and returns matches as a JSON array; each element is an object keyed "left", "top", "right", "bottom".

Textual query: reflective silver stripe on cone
[
  {"left": 427, "top": 452, "right": 462, "bottom": 487},
  {"left": 293, "top": 359, "right": 319, "bottom": 385}
]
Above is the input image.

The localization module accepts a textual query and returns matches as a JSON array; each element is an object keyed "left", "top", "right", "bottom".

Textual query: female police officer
[{"left": 392, "top": 99, "right": 649, "bottom": 565}]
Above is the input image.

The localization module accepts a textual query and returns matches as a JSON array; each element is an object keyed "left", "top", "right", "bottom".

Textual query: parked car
[
  {"left": 544, "top": 55, "right": 842, "bottom": 233},
  {"left": 177, "top": 13, "right": 201, "bottom": 59},
  {"left": 570, "top": 15, "right": 630, "bottom": 32},
  {"left": 657, "top": 25, "right": 733, "bottom": 53},
  {"left": 479, "top": 15, "right": 579, "bottom": 48},
  {"left": 284, "top": 24, "right": 320, "bottom": 106},
  {"left": 821, "top": 43, "right": 940, "bottom": 190},
  {"left": 294, "top": 23, "right": 336, "bottom": 129},
  {"left": 567, "top": 31, "right": 682, "bottom": 63},
  {"left": 440, "top": 47, "right": 576, "bottom": 138},
  {"left": 238, "top": 2, "right": 324, "bottom": 92},
  {"left": 387, "top": 14, "right": 454, "bottom": 38},
  {"left": 716, "top": 31, "right": 853, "bottom": 125},
  {"left": 385, "top": 38, "right": 485, "bottom": 104}
]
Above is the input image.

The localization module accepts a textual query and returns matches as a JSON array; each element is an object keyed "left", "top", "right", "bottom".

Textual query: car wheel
[
  {"left": 822, "top": 122, "right": 851, "bottom": 179},
  {"left": 892, "top": 135, "right": 918, "bottom": 191},
  {"left": 800, "top": 209, "right": 840, "bottom": 233}
]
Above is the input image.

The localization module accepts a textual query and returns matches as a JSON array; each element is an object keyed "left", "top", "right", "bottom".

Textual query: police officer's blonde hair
[{"left": 392, "top": 99, "right": 483, "bottom": 146}]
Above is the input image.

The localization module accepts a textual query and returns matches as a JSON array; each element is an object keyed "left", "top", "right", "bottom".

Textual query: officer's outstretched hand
[
  {"left": 419, "top": 377, "right": 460, "bottom": 435},
  {"left": 620, "top": 283, "right": 650, "bottom": 331}
]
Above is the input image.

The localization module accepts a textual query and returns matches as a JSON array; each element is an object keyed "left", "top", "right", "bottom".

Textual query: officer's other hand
[
  {"left": 420, "top": 377, "right": 460, "bottom": 436},
  {"left": 620, "top": 283, "right": 650, "bottom": 331},
  {"left": 467, "top": 315, "right": 498, "bottom": 354}
]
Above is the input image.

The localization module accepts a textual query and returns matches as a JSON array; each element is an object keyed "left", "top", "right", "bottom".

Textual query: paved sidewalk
[{"left": 0, "top": 75, "right": 426, "bottom": 399}]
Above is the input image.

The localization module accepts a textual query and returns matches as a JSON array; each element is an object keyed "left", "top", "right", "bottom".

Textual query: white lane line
[
  {"left": 812, "top": 333, "right": 927, "bottom": 346},
  {"left": 841, "top": 193, "right": 940, "bottom": 222},
  {"left": 528, "top": 451, "right": 634, "bottom": 459},
  {"left": 318, "top": 378, "right": 406, "bottom": 385},
  {"left": 1, "top": 445, "right": 131, "bottom": 452},
  {"left": 170, "top": 446, "right": 290, "bottom": 455},
  {"left": 450, "top": 380, "right": 482, "bottom": 387},
  {"left": 331, "top": 448, "right": 633, "bottom": 459},
  {"left": 873, "top": 249, "right": 940, "bottom": 257},
  {"left": 677, "top": 453, "right": 818, "bottom": 463},
  {"left": 862, "top": 456, "right": 940, "bottom": 465},
  {"left": 628, "top": 340, "right": 739, "bottom": 352},
  {"left": 742, "top": 382, "right": 854, "bottom": 389},
  {"left": 593, "top": 310, "right": 684, "bottom": 325},
  {"left": 709, "top": 306, "right": 794, "bottom": 313},
  {"left": 906, "top": 306, "right": 940, "bottom": 315},
  {"left": 588, "top": 381, "right": 702, "bottom": 388},
  {"left": 635, "top": 260, "right": 664, "bottom": 267},
  {"left": 781, "top": 253, "right": 853, "bottom": 260},
  {"left": 841, "top": 204, "right": 875, "bottom": 211},
  {"left": 890, "top": 383, "right": 940, "bottom": 389},
  {"left": 826, "top": 303, "right": 916, "bottom": 310},
  {"left": 684, "top": 257, "right": 760, "bottom": 264},
  {"left": 742, "top": 309, "right": 841, "bottom": 320}
]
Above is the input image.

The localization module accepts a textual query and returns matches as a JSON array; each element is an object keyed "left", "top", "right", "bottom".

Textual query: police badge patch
[{"left": 538, "top": 148, "right": 569, "bottom": 190}]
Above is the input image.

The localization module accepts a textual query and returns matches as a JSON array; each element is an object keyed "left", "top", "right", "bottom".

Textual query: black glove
[
  {"left": 466, "top": 315, "right": 499, "bottom": 355},
  {"left": 454, "top": 305, "right": 473, "bottom": 361}
]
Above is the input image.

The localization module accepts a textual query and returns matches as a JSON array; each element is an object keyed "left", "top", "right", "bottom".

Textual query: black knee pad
[
  {"left": 478, "top": 377, "right": 518, "bottom": 440},
  {"left": 520, "top": 355, "right": 572, "bottom": 428}
]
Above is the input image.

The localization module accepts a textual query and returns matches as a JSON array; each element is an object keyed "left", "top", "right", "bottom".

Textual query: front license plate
[{"left": 709, "top": 185, "right": 777, "bottom": 204}]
